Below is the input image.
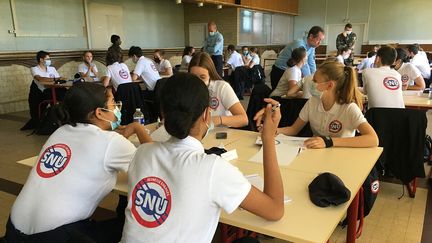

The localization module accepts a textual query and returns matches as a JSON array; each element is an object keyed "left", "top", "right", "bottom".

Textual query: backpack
[
  {"left": 424, "top": 135, "right": 432, "bottom": 165},
  {"left": 34, "top": 105, "right": 59, "bottom": 135}
]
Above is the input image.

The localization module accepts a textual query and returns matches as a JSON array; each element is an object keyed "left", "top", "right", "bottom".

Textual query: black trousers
[
  {"left": 211, "top": 55, "right": 223, "bottom": 77},
  {"left": 270, "top": 65, "right": 285, "bottom": 90}
]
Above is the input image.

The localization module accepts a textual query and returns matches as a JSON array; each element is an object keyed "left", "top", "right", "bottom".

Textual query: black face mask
[{"left": 154, "top": 58, "right": 161, "bottom": 64}]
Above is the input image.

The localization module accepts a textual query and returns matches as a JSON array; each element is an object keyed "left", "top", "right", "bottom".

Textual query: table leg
[
  {"left": 51, "top": 87, "right": 57, "bottom": 104},
  {"left": 346, "top": 190, "right": 360, "bottom": 243}
]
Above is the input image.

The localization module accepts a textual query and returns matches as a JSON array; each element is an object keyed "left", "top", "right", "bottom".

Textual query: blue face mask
[
  {"left": 44, "top": 59, "right": 51, "bottom": 67},
  {"left": 243, "top": 51, "right": 249, "bottom": 56},
  {"left": 101, "top": 107, "right": 122, "bottom": 130}
]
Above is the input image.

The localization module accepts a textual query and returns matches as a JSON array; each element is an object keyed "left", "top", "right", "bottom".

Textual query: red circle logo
[
  {"left": 382, "top": 77, "right": 400, "bottom": 90},
  {"left": 401, "top": 74, "right": 409, "bottom": 84},
  {"left": 36, "top": 144, "right": 72, "bottom": 178},
  {"left": 119, "top": 69, "right": 129, "bottom": 79},
  {"left": 328, "top": 120, "right": 342, "bottom": 133},
  {"left": 131, "top": 176, "right": 172, "bottom": 228},
  {"left": 150, "top": 63, "right": 158, "bottom": 72},
  {"left": 209, "top": 97, "right": 219, "bottom": 110},
  {"left": 371, "top": 180, "right": 379, "bottom": 194}
]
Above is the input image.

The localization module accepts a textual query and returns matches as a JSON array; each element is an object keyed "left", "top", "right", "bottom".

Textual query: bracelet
[
  {"left": 219, "top": 116, "right": 223, "bottom": 126},
  {"left": 320, "top": 136, "right": 333, "bottom": 148}
]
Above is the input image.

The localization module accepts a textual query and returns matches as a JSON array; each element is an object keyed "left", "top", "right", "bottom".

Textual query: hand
[
  {"left": 261, "top": 102, "right": 281, "bottom": 140},
  {"left": 253, "top": 98, "right": 279, "bottom": 131},
  {"left": 304, "top": 137, "right": 325, "bottom": 149},
  {"left": 116, "top": 123, "right": 139, "bottom": 138}
]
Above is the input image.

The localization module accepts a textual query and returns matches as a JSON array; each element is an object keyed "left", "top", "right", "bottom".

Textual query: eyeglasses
[{"left": 107, "top": 101, "right": 122, "bottom": 110}]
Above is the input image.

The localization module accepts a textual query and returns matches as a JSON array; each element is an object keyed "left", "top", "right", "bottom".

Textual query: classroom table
[
  {"left": 403, "top": 91, "right": 432, "bottom": 109},
  {"left": 17, "top": 126, "right": 382, "bottom": 243},
  {"left": 44, "top": 81, "right": 74, "bottom": 104}
]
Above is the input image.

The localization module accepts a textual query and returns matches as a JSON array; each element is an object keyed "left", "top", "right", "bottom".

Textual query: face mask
[
  {"left": 203, "top": 118, "right": 214, "bottom": 139},
  {"left": 209, "top": 31, "right": 215, "bottom": 36},
  {"left": 154, "top": 58, "right": 161, "bottom": 64},
  {"left": 243, "top": 51, "right": 249, "bottom": 56},
  {"left": 101, "top": 107, "right": 122, "bottom": 130},
  {"left": 346, "top": 31, "right": 352, "bottom": 35},
  {"left": 343, "top": 54, "right": 350, "bottom": 59},
  {"left": 44, "top": 59, "right": 51, "bottom": 67},
  {"left": 311, "top": 82, "right": 323, "bottom": 98}
]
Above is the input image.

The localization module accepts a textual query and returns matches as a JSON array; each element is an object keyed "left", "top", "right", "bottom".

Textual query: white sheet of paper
[
  {"left": 250, "top": 134, "right": 307, "bottom": 166},
  {"left": 150, "top": 125, "right": 171, "bottom": 142},
  {"left": 245, "top": 174, "right": 292, "bottom": 203}
]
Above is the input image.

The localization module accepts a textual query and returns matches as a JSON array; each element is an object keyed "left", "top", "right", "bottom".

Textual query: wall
[
  {"left": 184, "top": 3, "right": 238, "bottom": 46},
  {"left": 294, "top": 0, "right": 432, "bottom": 45}
]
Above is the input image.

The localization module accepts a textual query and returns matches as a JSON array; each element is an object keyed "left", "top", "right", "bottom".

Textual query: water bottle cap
[{"left": 136, "top": 108, "right": 141, "bottom": 111}]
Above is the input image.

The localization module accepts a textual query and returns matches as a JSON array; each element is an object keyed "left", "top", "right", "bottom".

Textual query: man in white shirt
[
  {"left": 153, "top": 50, "right": 173, "bottom": 76},
  {"left": 226, "top": 44, "right": 244, "bottom": 72},
  {"left": 407, "top": 44, "right": 431, "bottom": 81},
  {"left": 362, "top": 46, "right": 405, "bottom": 109},
  {"left": 357, "top": 51, "right": 376, "bottom": 73},
  {"left": 78, "top": 51, "right": 99, "bottom": 81},
  {"left": 22, "top": 50, "right": 66, "bottom": 130},
  {"left": 395, "top": 48, "right": 425, "bottom": 90},
  {"left": 129, "top": 46, "right": 161, "bottom": 92}
]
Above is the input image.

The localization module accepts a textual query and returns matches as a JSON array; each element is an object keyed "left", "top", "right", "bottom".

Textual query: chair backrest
[
  {"left": 168, "top": 56, "right": 182, "bottom": 67},
  {"left": 272, "top": 97, "right": 312, "bottom": 137},
  {"left": 115, "top": 82, "right": 144, "bottom": 125},
  {"left": 365, "top": 108, "right": 427, "bottom": 183},
  {"left": 245, "top": 83, "right": 272, "bottom": 131}
]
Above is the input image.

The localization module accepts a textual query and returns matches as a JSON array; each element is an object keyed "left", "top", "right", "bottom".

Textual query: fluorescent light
[
  {"left": 175, "top": 0, "right": 181, "bottom": 4},
  {"left": 217, "top": 4, "right": 222, "bottom": 9},
  {"left": 197, "top": 2, "right": 204, "bottom": 7}
]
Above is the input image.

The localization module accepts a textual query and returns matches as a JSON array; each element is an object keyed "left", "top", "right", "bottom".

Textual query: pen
[{"left": 272, "top": 103, "right": 281, "bottom": 112}]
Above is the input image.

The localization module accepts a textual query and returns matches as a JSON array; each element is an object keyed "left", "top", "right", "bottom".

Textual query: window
[{"left": 241, "top": 10, "right": 252, "bottom": 33}]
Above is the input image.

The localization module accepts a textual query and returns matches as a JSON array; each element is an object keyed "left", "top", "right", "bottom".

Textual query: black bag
[
  {"left": 424, "top": 135, "right": 432, "bottom": 165},
  {"left": 34, "top": 105, "right": 59, "bottom": 135}
]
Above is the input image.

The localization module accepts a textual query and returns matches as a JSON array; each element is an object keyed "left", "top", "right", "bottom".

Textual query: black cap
[{"left": 308, "top": 172, "right": 351, "bottom": 207}]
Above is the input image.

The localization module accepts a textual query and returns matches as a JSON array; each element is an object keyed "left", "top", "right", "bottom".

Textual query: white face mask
[
  {"left": 346, "top": 31, "right": 352, "bottom": 35},
  {"left": 203, "top": 119, "right": 214, "bottom": 139},
  {"left": 209, "top": 31, "right": 215, "bottom": 36},
  {"left": 343, "top": 54, "right": 350, "bottom": 59},
  {"left": 311, "top": 82, "right": 324, "bottom": 99}
]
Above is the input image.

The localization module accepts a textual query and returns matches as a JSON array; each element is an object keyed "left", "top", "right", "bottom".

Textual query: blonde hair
[
  {"left": 318, "top": 61, "right": 363, "bottom": 110},
  {"left": 188, "top": 52, "right": 223, "bottom": 81}
]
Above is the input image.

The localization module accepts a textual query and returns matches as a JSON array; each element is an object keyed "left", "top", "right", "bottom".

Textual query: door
[
  {"left": 88, "top": 3, "right": 124, "bottom": 49},
  {"left": 326, "top": 24, "right": 365, "bottom": 55},
  {"left": 189, "top": 23, "right": 207, "bottom": 48}
]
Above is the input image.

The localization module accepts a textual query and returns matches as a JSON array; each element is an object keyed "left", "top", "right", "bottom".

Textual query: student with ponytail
[
  {"left": 255, "top": 61, "right": 378, "bottom": 149},
  {"left": 5, "top": 83, "right": 151, "bottom": 243},
  {"left": 270, "top": 47, "right": 307, "bottom": 97}
]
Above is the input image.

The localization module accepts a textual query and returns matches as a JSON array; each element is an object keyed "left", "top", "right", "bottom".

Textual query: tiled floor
[{"left": 0, "top": 110, "right": 430, "bottom": 243}]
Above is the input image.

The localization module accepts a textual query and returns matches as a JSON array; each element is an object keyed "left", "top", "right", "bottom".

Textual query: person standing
[
  {"left": 336, "top": 23, "right": 357, "bottom": 66},
  {"left": 271, "top": 26, "right": 325, "bottom": 90},
  {"left": 203, "top": 21, "right": 224, "bottom": 77}
]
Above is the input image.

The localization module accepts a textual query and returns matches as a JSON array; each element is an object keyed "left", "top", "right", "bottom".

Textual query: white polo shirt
[
  {"left": 179, "top": 55, "right": 192, "bottom": 72},
  {"left": 31, "top": 65, "right": 60, "bottom": 91},
  {"left": 250, "top": 55, "right": 260, "bottom": 66},
  {"left": 155, "top": 59, "right": 172, "bottom": 74},
  {"left": 296, "top": 75, "right": 315, "bottom": 99},
  {"left": 208, "top": 80, "right": 239, "bottom": 117},
  {"left": 227, "top": 51, "right": 244, "bottom": 71},
  {"left": 106, "top": 62, "right": 132, "bottom": 91},
  {"left": 121, "top": 136, "right": 251, "bottom": 243},
  {"left": 362, "top": 66, "right": 405, "bottom": 109},
  {"left": 134, "top": 56, "right": 161, "bottom": 91},
  {"left": 270, "top": 65, "right": 302, "bottom": 97},
  {"left": 357, "top": 56, "right": 375, "bottom": 72},
  {"left": 410, "top": 53, "right": 431, "bottom": 79},
  {"left": 299, "top": 97, "right": 367, "bottom": 137},
  {"left": 78, "top": 63, "right": 98, "bottom": 77},
  {"left": 10, "top": 124, "right": 136, "bottom": 234},
  {"left": 336, "top": 55, "right": 345, "bottom": 65},
  {"left": 396, "top": 62, "right": 422, "bottom": 87}
]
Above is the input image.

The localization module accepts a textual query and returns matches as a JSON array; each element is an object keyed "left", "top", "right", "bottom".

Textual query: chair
[
  {"left": 272, "top": 97, "right": 313, "bottom": 137},
  {"left": 365, "top": 108, "right": 427, "bottom": 197},
  {"left": 115, "top": 82, "right": 145, "bottom": 125},
  {"left": 244, "top": 83, "right": 271, "bottom": 131}
]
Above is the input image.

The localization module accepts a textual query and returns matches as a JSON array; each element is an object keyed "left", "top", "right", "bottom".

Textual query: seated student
[
  {"left": 78, "top": 51, "right": 99, "bottom": 81},
  {"left": 241, "top": 46, "right": 251, "bottom": 66},
  {"left": 121, "top": 73, "right": 284, "bottom": 243},
  {"left": 394, "top": 48, "right": 425, "bottom": 91},
  {"left": 255, "top": 61, "right": 378, "bottom": 148},
  {"left": 179, "top": 46, "right": 195, "bottom": 72},
  {"left": 246, "top": 47, "right": 260, "bottom": 68},
  {"left": 102, "top": 48, "right": 132, "bottom": 91},
  {"left": 270, "top": 47, "right": 307, "bottom": 97},
  {"left": 362, "top": 46, "right": 405, "bottom": 109},
  {"left": 407, "top": 44, "right": 431, "bottom": 82},
  {"left": 226, "top": 44, "right": 244, "bottom": 72},
  {"left": 21, "top": 50, "right": 67, "bottom": 130},
  {"left": 357, "top": 51, "right": 376, "bottom": 72},
  {"left": 336, "top": 46, "right": 352, "bottom": 66},
  {"left": 6, "top": 83, "right": 152, "bottom": 243},
  {"left": 129, "top": 46, "right": 161, "bottom": 93},
  {"left": 153, "top": 49, "right": 173, "bottom": 76},
  {"left": 189, "top": 52, "right": 248, "bottom": 128}
]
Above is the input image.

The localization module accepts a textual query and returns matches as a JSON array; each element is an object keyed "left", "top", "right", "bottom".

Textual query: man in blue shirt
[
  {"left": 203, "top": 21, "right": 224, "bottom": 77},
  {"left": 271, "top": 26, "right": 325, "bottom": 89}
]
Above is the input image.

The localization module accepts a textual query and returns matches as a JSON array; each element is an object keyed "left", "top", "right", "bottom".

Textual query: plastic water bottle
[
  {"left": 429, "top": 83, "right": 432, "bottom": 100},
  {"left": 133, "top": 108, "right": 145, "bottom": 125}
]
